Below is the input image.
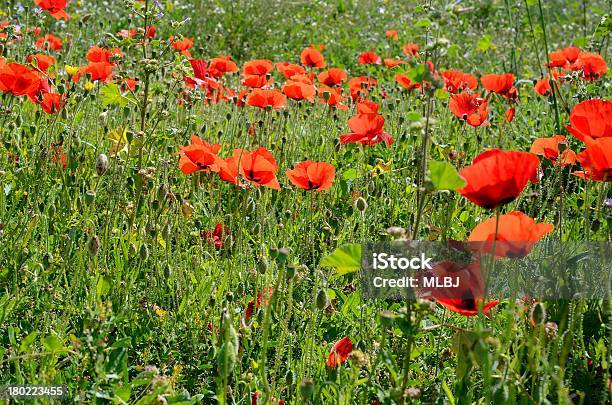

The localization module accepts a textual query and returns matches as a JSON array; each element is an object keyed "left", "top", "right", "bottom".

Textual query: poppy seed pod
[
  {"left": 95, "top": 153, "right": 109, "bottom": 176},
  {"left": 286, "top": 264, "right": 296, "bottom": 280},
  {"left": 88, "top": 235, "right": 101, "bottom": 256},
  {"left": 299, "top": 379, "right": 314, "bottom": 400},
  {"left": 354, "top": 196, "right": 368, "bottom": 214},
  {"left": 85, "top": 190, "right": 96, "bottom": 204}
]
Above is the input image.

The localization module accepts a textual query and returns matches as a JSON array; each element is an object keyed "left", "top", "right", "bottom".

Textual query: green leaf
[
  {"left": 320, "top": 244, "right": 362, "bottom": 275},
  {"left": 476, "top": 34, "right": 491, "bottom": 52},
  {"left": 415, "top": 18, "right": 432, "bottom": 28},
  {"left": 96, "top": 275, "right": 112, "bottom": 297},
  {"left": 100, "top": 83, "right": 128, "bottom": 107},
  {"left": 429, "top": 161, "right": 466, "bottom": 191},
  {"left": 42, "top": 334, "right": 64, "bottom": 353},
  {"left": 434, "top": 88, "right": 450, "bottom": 100},
  {"left": 20, "top": 331, "right": 38, "bottom": 353},
  {"left": 342, "top": 168, "right": 358, "bottom": 181},
  {"left": 114, "top": 385, "right": 131, "bottom": 402},
  {"left": 406, "top": 111, "right": 422, "bottom": 122},
  {"left": 406, "top": 64, "right": 427, "bottom": 83}
]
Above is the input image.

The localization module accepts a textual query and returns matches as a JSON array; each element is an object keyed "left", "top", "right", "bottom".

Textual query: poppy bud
[
  {"left": 316, "top": 289, "right": 328, "bottom": 310},
  {"left": 544, "top": 322, "right": 558, "bottom": 339},
  {"left": 95, "top": 153, "right": 109, "bottom": 176},
  {"left": 139, "top": 243, "right": 149, "bottom": 260},
  {"left": 354, "top": 197, "right": 368, "bottom": 214},
  {"left": 299, "top": 379, "right": 314, "bottom": 400},
  {"left": 529, "top": 302, "right": 547, "bottom": 326},
  {"left": 285, "top": 370, "right": 294, "bottom": 387},
  {"left": 257, "top": 257, "right": 269, "bottom": 274},
  {"left": 129, "top": 242, "right": 137, "bottom": 257},
  {"left": 226, "top": 292, "right": 234, "bottom": 302},
  {"left": 88, "top": 235, "right": 101, "bottom": 256},
  {"left": 348, "top": 350, "right": 368, "bottom": 367},
  {"left": 181, "top": 200, "right": 194, "bottom": 218}
]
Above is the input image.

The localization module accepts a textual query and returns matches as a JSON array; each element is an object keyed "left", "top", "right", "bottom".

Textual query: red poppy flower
[
  {"left": 80, "top": 62, "right": 115, "bottom": 82},
  {"left": 241, "top": 60, "right": 272, "bottom": 77},
  {"left": 548, "top": 46, "right": 581, "bottom": 70},
  {"left": 573, "top": 137, "right": 612, "bottom": 182},
  {"left": 282, "top": 80, "right": 315, "bottom": 101},
  {"left": 238, "top": 147, "right": 280, "bottom": 189},
  {"left": 458, "top": 149, "right": 539, "bottom": 209},
  {"left": 121, "top": 78, "right": 138, "bottom": 92},
  {"left": 395, "top": 74, "right": 421, "bottom": 91},
  {"left": 449, "top": 92, "right": 490, "bottom": 127},
  {"left": 419, "top": 261, "right": 499, "bottom": 317},
  {"left": 318, "top": 85, "right": 348, "bottom": 110},
  {"left": 289, "top": 73, "right": 315, "bottom": 85},
  {"left": 219, "top": 148, "right": 281, "bottom": 189},
  {"left": 480, "top": 73, "right": 517, "bottom": 100},
  {"left": 240, "top": 74, "right": 272, "bottom": 88},
  {"left": 39, "top": 92, "right": 64, "bottom": 114},
  {"left": 86, "top": 46, "right": 122, "bottom": 63},
  {"left": 286, "top": 161, "right": 335, "bottom": 191},
  {"left": 245, "top": 89, "right": 286, "bottom": 109},
  {"left": 575, "top": 52, "right": 608, "bottom": 81},
  {"left": 27, "top": 54, "right": 56, "bottom": 73},
  {"left": 178, "top": 135, "right": 222, "bottom": 174},
  {"left": 468, "top": 211, "right": 554, "bottom": 257},
  {"left": 348, "top": 76, "right": 377, "bottom": 101},
  {"left": 171, "top": 37, "right": 194, "bottom": 57},
  {"left": 208, "top": 56, "right": 238, "bottom": 77},
  {"left": 35, "top": 0, "right": 69, "bottom": 20},
  {"left": 534, "top": 78, "right": 551, "bottom": 96},
  {"left": 385, "top": 30, "right": 399, "bottom": 41},
  {"left": 383, "top": 58, "right": 405, "bottom": 68},
  {"left": 300, "top": 46, "right": 326, "bottom": 68},
  {"left": 276, "top": 62, "right": 305, "bottom": 79},
  {"left": 35, "top": 34, "right": 63, "bottom": 51},
  {"left": 245, "top": 288, "right": 274, "bottom": 322},
  {"left": 565, "top": 99, "right": 612, "bottom": 142},
  {"left": 357, "top": 100, "right": 379, "bottom": 114},
  {"left": 530, "top": 135, "right": 576, "bottom": 166},
  {"left": 317, "top": 68, "right": 347, "bottom": 86},
  {"left": 339, "top": 112, "right": 393, "bottom": 147},
  {"left": 505, "top": 107, "right": 515, "bottom": 123},
  {"left": 326, "top": 336, "right": 353, "bottom": 367},
  {"left": 402, "top": 43, "right": 419, "bottom": 57},
  {"left": 357, "top": 51, "right": 382, "bottom": 65},
  {"left": 441, "top": 69, "right": 478, "bottom": 93},
  {"left": 0, "top": 63, "right": 41, "bottom": 97},
  {"left": 201, "top": 223, "right": 231, "bottom": 249}
]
